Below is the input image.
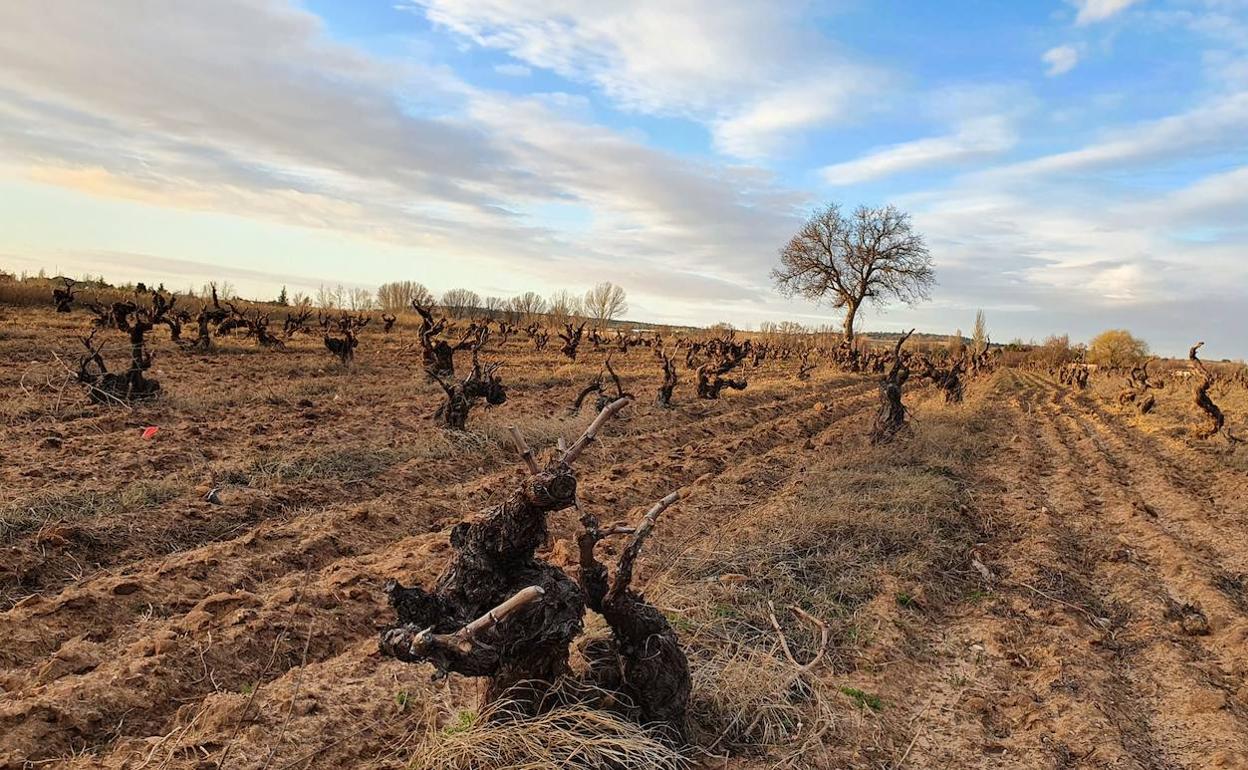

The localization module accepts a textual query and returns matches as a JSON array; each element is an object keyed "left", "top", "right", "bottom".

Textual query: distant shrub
[{"left": 1088, "top": 329, "right": 1149, "bottom": 369}]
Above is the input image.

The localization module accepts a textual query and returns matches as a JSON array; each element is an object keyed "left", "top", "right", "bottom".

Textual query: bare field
[{"left": 2, "top": 305, "right": 1248, "bottom": 768}]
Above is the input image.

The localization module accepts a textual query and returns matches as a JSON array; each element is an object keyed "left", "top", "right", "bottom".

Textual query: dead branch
[{"left": 766, "top": 602, "right": 830, "bottom": 674}]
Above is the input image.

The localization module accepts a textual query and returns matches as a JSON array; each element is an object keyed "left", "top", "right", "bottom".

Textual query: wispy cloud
[
  {"left": 983, "top": 90, "right": 1248, "bottom": 178},
  {"left": 493, "top": 62, "right": 531, "bottom": 77},
  {"left": 1042, "top": 45, "right": 1080, "bottom": 76},
  {"left": 821, "top": 116, "right": 1016, "bottom": 185},
  {"left": 405, "top": 0, "right": 885, "bottom": 159},
  {"left": 1071, "top": 0, "right": 1144, "bottom": 25}
]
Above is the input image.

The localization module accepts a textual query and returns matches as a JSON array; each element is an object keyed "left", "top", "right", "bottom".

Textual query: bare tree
[
  {"left": 509, "top": 291, "right": 548, "bottom": 321},
  {"left": 348, "top": 287, "right": 375, "bottom": 311},
  {"left": 548, "top": 289, "right": 583, "bottom": 325},
  {"left": 441, "top": 288, "right": 481, "bottom": 318},
  {"left": 201, "top": 281, "right": 236, "bottom": 301},
  {"left": 377, "top": 281, "right": 433, "bottom": 312},
  {"left": 484, "top": 295, "right": 506, "bottom": 319},
  {"left": 583, "top": 282, "right": 628, "bottom": 326},
  {"left": 772, "top": 203, "right": 934, "bottom": 343},
  {"left": 315, "top": 284, "right": 336, "bottom": 310}
]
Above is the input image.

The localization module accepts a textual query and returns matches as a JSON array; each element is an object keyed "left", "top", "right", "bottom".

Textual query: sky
[{"left": 1, "top": 0, "right": 1245, "bottom": 357}]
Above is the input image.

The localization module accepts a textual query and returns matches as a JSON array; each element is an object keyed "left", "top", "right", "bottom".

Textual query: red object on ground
[{"left": 141, "top": 426, "right": 160, "bottom": 440}]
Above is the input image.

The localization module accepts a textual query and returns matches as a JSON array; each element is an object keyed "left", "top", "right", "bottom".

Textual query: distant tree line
[{"left": 370, "top": 280, "right": 630, "bottom": 325}]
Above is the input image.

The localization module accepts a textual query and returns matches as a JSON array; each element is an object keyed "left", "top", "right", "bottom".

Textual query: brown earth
[{"left": 1, "top": 304, "right": 1247, "bottom": 768}]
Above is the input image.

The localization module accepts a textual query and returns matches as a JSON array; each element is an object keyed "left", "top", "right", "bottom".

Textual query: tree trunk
[{"left": 842, "top": 300, "right": 859, "bottom": 343}]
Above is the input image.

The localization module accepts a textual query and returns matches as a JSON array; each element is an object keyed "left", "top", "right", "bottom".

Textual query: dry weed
[{"left": 410, "top": 695, "right": 689, "bottom": 770}]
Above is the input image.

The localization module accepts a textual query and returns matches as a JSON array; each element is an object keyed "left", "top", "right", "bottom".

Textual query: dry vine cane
[
  {"left": 284, "top": 307, "right": 314, "bottom": 338},
  {"left": 571, "top": 355, "right": 633, "bottom": 414},
  {"left": 796, "top": 349, "right": 816, "bottom": 381},
  {"left": 52, "top": 277, "right": 76, "bottom": 313},
  {"left": 559, "top": 321, "right": 586, "bottom": 361},
  {"left": 221, "top": 302, "right": 285, "bottom": 349},
  {"left": 190, "top": 284, "right": 230, "bottom": 350},
  {"left": 576, "top": 490, "right": 689, "bottom": 744},
  {"left": 413, "top": 301, "right": 481, "bottom": 377},
  {"left": 696, "top": 341, "right": 749, "bottom": 399},
  {"left": 918, "top": 353, "right": 964, "bottom": 404},
  {"left": 1058, "top": 362, "right": 1090, "bottom": 390},
  {"left": 380, "top": 398, "right": 692, "bottom": 743}
]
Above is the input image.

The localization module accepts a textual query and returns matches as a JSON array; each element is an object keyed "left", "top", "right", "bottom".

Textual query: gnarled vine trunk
[{"left": 380, "top": 399, "right": 691, "bottom": 741}]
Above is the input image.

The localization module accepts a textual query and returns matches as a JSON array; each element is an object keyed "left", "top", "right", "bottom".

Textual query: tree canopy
[
  {"left": 772, "top": 203, "right": 934, "bottom": 342},
  {"left": 1088, "top": 329, "right": 1149, "bottom": 368}
]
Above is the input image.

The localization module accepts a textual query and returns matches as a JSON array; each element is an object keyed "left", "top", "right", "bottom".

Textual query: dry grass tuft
[
  {"left": 410, "top": 697, "right": 689, "bottom": 770},
  {"left": 646, "top": 387, "right": 999, "bottom": 760},
  {"left": 1, "top": 479, "right": 182, "bottom": 543},
  {"left": 689, "top": 644, "right": 836, "bottom": 757}
]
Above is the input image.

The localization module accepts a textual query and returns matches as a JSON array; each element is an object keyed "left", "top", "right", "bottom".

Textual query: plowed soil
[{"left": 2, "top": 306, "right": 1246, "bottom": 769}]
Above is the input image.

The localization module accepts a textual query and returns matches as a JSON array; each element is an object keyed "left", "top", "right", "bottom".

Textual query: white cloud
[
  {"left": 821, "top": 116, "right": 1016, "bottom": 185},
  {"left": 493, "top": 62, "right": 531, "bottom": 77},
  {"left": 984, "top": 90, "right": 1248, "bottom": 178},
  {"left": 1071, "top": 0, "right": 1144, "bottom": 25},
  {"left": 1, "top": 0, "right": 1245, "bottom": 352},
  {"left": 892, "top": 152, "right": 1248, "bottom": 352},
  {"left": 0, "top": 0, "right": 809, "bottom": 314},
  {"left": 1042, "top": 45, "right": 1080, "bottom": 76},
  {"left": 1140, "top": 165, "right": 1248, "bottom": 227},
  {"left": 406, "top": 0, "right": 883, "bottom": 159},
  {"left": 712, "top": 75, "right": 882, "bottom": 159}
]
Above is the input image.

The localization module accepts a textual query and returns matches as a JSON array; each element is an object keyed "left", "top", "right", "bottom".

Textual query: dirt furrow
[
  {"left": 1004, "top": 372, "right": 1177, "bottom": 767},
  {"left": 1030, "top": 373, "right": 1248, "bottom": 767},
  {"left": 0, "top": 379, "right": 866, "bottom": 672},
  {"left": 0, "top": 381, "right": 881, "bottom": 765},
  {"left": 895, "top": 371, "right": 1160, "bottom": 768},
  {"left": 69, "top": 368, "right": 888, "bottom": 769},
  {"left": 1068, "top": 386, "right": 1248, "bottom": 535},
  {"left": 0, "top": 372, "right": 865, "bottom": 609}
]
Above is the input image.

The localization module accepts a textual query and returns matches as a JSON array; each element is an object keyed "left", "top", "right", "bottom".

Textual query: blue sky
[{"left": 1, "top": 0, "right": 1245, "bottom": 356}]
